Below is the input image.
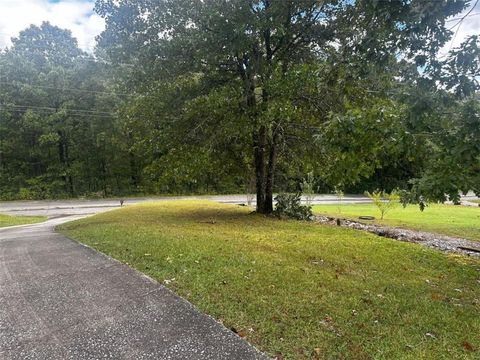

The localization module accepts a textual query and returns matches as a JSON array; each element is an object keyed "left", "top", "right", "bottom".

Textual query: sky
[
  {"left": 440, "top": 0, "right": 480, "bottom": 56},
  {"left": 0, "top": 0, "right": 478, "bottom": 54},
  {"left": 0, "top": 0, "right": 104, "bottom": 52}
]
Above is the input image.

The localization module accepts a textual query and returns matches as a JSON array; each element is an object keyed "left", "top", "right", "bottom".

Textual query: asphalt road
[
  {"left": 0, "top": 208, "right": 267, "bottom": 359},
  {"left": 0, "top": 194, "right": 373, "bottom": 218},
  {"left": 2, "top": 193, "right": 477, "bottom": 218}
]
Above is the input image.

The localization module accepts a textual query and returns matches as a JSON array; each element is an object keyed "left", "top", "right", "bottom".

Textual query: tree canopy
[{"left": 0, "top": 2, "right": 478, "bottom": 210}]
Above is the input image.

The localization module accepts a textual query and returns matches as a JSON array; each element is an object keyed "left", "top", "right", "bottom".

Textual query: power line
[
  {"left": 0, "top": 105, "right": 116, "bottom": 119},
  {"left": 0, "top": 103, "right": 116, "bottom": 116},
  {"left": 437, "top": 0, "right": 480, "bottom": 57},
  {"left": 1, "top": 107, "right": 116, "bottom": 118},
  {"left": 0, "top": 80, "right": 130, "bottom": 97},
  {"left": 445, "top": 12, "right": 480, "bottom": 22},
  {"left": 448, "top": 1, "right": 479, "bottom": 31},
  {"left": 1, "top": 103, "right": 115, "bottom": 115},
  {"left": 0, "top": 79, "right": 162, "bottom": 99}
]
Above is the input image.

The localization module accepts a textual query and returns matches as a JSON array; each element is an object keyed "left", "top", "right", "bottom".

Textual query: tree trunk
[
  {"left": 253, "top": 125, "right": 279, "bottom": 214},
  {"left": 58, "top": 130, "right": 74, "bottom": 196},
  {"left": 237, "top": 51, "right": 274, "bottom": 214},
  {"left": 253, "top": 125, "right": 267, "bottom": 213},
  {"left": 129, "top": 151, "right": 139, "bottom": 189},
  {"left": 64, "top": 139, "right": 74, "bottom": 196},
  {"left": 101, "top": 158, "right": 108, "bottom": 197},
  {"left": 264, "top": 128, "right": 279, "bottom": 214}
]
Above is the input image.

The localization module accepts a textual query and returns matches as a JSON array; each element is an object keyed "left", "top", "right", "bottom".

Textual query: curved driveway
[{"left": 0, "top": 202, "right": 267, "bottom": 359}]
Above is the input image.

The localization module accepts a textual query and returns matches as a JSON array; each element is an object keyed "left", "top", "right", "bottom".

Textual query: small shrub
[
  {"left": 274, "top": 193, "right": 313, "bottom": 221},
  {"left": 18, "top": 188, "right": 33, "bottom": 200},
  {"left": 365, "top": 190, "right": 400, "bottom": 220},
  {"left": 334, "top": 187, "right": 344, "bottom": 214},
  {"left": 300, "top": 171, "right": 316, "bottom": 206}
]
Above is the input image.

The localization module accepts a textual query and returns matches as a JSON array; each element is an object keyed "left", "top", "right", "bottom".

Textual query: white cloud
[{"left": 0, "top": 0, "right": 104, "bottom": 53}]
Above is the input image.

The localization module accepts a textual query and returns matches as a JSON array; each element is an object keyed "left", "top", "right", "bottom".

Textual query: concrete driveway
[{"left": 0, "top": 203, "right": 267, "bottom": 359}]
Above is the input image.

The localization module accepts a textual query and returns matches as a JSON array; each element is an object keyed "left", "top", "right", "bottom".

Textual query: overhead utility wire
[
  {"left": 445, "top": 12, "right": 480, "bottom": 22},
  {"left": 0, "top": 79, "right": 162, "bottom": 100},
  {"left": 2, "top": 107, "right": 116, "bottom": 119},
  {"left": 0, "top": 103, "right": 116, "bottom": 116},
  {"left": 0, "top": 80, "right": 130, "bottom": 97},
  {"left": 447, "top": 0, "right": 479, "bottom": 52},
  {"left": 448, "top": 0, "right": 479, "bottom": 31}
]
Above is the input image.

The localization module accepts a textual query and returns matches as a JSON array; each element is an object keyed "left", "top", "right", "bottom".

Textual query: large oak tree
[{"left": 95, "top": 0, "right": 469, "bottom": 213}]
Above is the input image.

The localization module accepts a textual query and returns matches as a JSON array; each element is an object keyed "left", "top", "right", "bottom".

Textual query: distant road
[
  {"left": 0, "top": 194, "right": 371, "bottom": 218},
  {"left": 0, "top": 193, "right": 477, "bottom": 218}
]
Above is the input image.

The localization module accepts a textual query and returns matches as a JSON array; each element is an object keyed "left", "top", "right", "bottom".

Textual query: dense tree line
[
  {"left": 0, "top": 23, "right": 132, "bottom": 199},
  {"left": 0, "top": 1, "right": 478, "bottom": 213}
]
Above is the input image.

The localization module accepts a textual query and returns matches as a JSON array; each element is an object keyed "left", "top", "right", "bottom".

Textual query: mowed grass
[
  {"left": 313, "top": 203, "right": 480, "bottom": 242},
  {"left": 59, "top": 201, "right": 480, "bottom": 359},
  {"left": 0, "top": 213, "right": 46, "bottom": 227}
]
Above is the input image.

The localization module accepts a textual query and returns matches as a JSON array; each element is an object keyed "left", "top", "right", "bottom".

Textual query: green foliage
[
  {"left": 365, "top": 190, "right": 400, "bottom": 220},
  {"left": 407, "top": 96, "right": 480, "bottom": 204},
  {"left": 1, "top": 2, "right": 478, "bottom": 204},
  {"left": 93, "top": 0, "right": 470, "bottom": 212},
  {"left": 398, "top": 189, "right": 427, "bottom": 212},
  {"left": 315, "top": 98, "right": 408, "bottom": 189},
  {"left": 0, "top": 22, "right": 132, "bottom": 199},
  {"left": 402, "top": 36, "right": 480, "bottom": 205},
  {"left": 274, "top": 193, "right": 312, "bottom": 221},
  {"left": 435, "top": 35, "right": 480, "bottom": 98}
]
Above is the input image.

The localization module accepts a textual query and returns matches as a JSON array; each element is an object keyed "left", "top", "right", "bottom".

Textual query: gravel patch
[{"left": 315, "top": 216, "right": 480, "bottom": 258}]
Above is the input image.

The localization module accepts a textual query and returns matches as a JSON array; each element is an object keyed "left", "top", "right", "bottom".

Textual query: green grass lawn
[
  {"left": 59, "top": 201, "right": 480, "bottom": 359},
  {"left": 313, "top": 203, "right": 480, "bottom": 242},
  {"left": 0, "top": 213, "right": 46, "bottom": 228}
]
